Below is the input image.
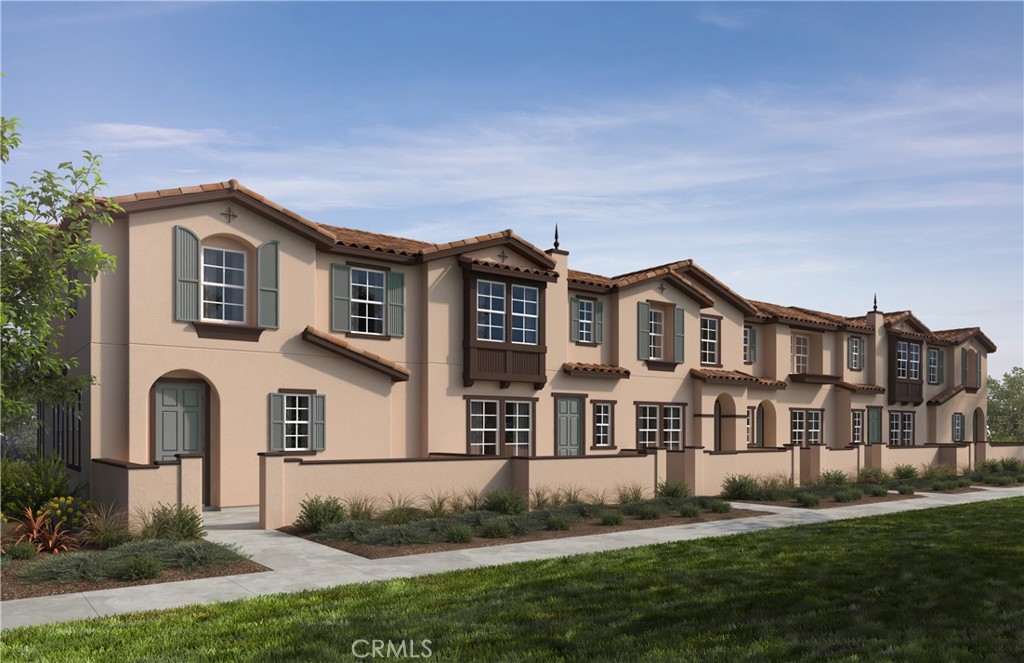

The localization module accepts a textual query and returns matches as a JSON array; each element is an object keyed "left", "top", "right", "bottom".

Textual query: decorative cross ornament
[
  {"left": 497, "top": 249, "right": 509, "bottom": 263},
  {"left": 221, "top": 206, "right": 237, "bottom": 224},
  {"left": 657, "top": 283, "right": 667, "bottom": 294}
]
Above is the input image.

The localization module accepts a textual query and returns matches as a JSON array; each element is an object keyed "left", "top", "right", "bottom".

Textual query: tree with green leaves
[
  {"left": 987, "top": 367, "right": 1023, "bottom": 442},
  {"left": 1, "top": 115, "right": 120, "bottom": 428}
]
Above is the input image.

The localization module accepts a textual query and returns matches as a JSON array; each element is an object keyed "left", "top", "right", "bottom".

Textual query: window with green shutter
[
  {"left": 744, "top": 325, "right": 757, "bottom": 363},
  {"left": 174, "top": 226, "right": 200, "bottom": 322},
  {"left": 594, "top": 300, "right": 603, "bottom": 344},
  {"left": 674, "top": 307, "right": 685, "bottom": 363},
  {"left": 637, "top": 301, "right": 651, "bottom": 360},
  {"left": 570, "top": 297, "right": 580, "bottom": 342},
  {"left": 331, "top": 263, "right": 405, "bottom": 337},
  {"left": 331, "top": 264, "right": 351, "bottom": 333},
  {"left": 961, "top": 348, "right": 968, "bottom": 386},
  {"left": 257, "top": 241, "right": 279, "bottom": 329},
  {"left": 269, "top": 392, "right": 325, "bottom": 452}
]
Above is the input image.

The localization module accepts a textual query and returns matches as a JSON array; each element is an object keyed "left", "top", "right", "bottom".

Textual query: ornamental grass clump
[
  {"left": 678, "top": 504, "right": 701, "bottom": 519},
  {"left": 892, "top": 464, "right": 919, "bottom": 480},
  {"left": 721, "top": 475, "right": 757, "bottom": 500},
  {"left": 482, "top": 488, "right": 527, "bottom": 515},
  {"left": 545, "top": 513, "right": 574, "bottom": 531},
  {"left": 833, "top": 488, "right": 864, "bottom": 503},
  {"left": 294, "top": 495, "right": 346, "bottom": 533},
  {"left": 635, "top": 504, "right": 662, "bottom": 521},
  {"left": 869, "top": 486, "right": 889, "bottom": 498},
  {"left": 111, "top": 554, "right": 162, "bottom": 581},
  {"left": 81, "top": 503, "right": 133, "bottom": 549},
  {"left": 796, "top": 492, "right": 821, "bottom": 508},
  {"left": 657, "top": 480, "right": 690, "bottom": 499},
  {"left": 857, "top": 467, "right": 890, "bottom": 485},
  {"left": 816, "top": 470, "right": 850, "bottom": 487},
  {"left": 600, "top": 510, "right": 624, "bottom": 526},
  {"left": 480, "top": 518, "right": 512, "bottom": 539},
  {"left": 616, "top": 483, "right": 646, "bottom": 505},
  {"left": 707, "top": 499, "right": 732, "bottom": 514},
  {"left": 897, "top": 484, "right": 916, "bottom": 495},
  {"left": 136, "top": 504, "right": 204, "bottom": 540}
]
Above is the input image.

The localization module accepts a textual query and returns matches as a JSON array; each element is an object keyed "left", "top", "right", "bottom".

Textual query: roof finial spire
[
  {"left": 553, "top": 224, "right": 560, "bottom": 251},
  {"left": 873, "top": 293, "right": 878, "bottom": 312}
]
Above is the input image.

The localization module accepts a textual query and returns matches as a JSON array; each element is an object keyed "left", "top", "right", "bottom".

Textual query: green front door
[
  {"left": 154, "top": 382, "right": 205, "bottom": 462},
  {"left": 867, "top": 407, "right": 882, "bottom": 445},
  {"left": 556, "top": 397, "right": 583, "bottom": 456}
]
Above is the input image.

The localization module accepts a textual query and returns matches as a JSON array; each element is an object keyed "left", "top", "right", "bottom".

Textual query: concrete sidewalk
[{"left": 2, "top": 486, "right": 1020, "bottom": 630}]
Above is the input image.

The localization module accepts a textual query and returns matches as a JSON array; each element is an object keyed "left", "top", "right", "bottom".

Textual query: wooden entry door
[
  {"left": 555, "top": 397, "right": 583, "bottom": 456},
  {"left": 154, "top": 381, "right": 208, "bottom": 503}
]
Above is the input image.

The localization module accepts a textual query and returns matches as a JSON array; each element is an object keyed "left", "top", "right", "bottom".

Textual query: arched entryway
[
  {"left": 973, "top": 407, "right": 986, "bottom": 442},
  {"left": 150, "top": 370, "right": 219, "bottom": 506},
  {"left": 713, "top": 394, "right": 738, "bottom": 452},
  {"left": 756, "top": 401, "right": 778, "bottom": 447}
]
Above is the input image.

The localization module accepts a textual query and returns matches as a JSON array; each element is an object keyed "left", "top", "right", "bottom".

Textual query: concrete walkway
[{"left": 2, "top": 486, "right": 1020, "bottom": 630}]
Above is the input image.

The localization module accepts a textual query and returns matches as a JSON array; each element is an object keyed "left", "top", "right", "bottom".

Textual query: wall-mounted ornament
[{"left": 221, "top": 206, "right": 238, "bottom": 224}]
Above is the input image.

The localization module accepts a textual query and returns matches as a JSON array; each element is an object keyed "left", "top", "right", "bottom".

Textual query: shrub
[
  {"left": 108, "top": 539, "right": 245, "bottom": 570},
  {"left": 421, "top": 491, "right": 451, "bottom": 519},
  {"left": 708, "top": 500, "right": 732, "bottom": 514},
  {"left": 833, "top": 488, "right": 864, "bottom": 503},
  {"left": 456, "top": 488, "right": 484, "bottom": 513},
  {"left": 444, "top": 523, "right": 474, "bottom": 544},
  {"left": 897, "top": 484, "right": 916, "bottom": 495},
  {"left": 979, "top": 459, "right": 1003, "bottom": 474},
  {"left": 957, "top": 477, "right": 972, "bottom": 488},
  {"left": 892, "top": 464, "right": 918, "bottom": 480},
  {"left": 869, "top": 486, "right": 889, "bottom": 497},
  {"left": 294, "top": 495, "right": 346, "bottom": 533},
  {"left": 616, "top": 483, "right": 646, "bottom": 505},
  {"left": 482, "top": 488, "right": 528, "bottom": 515},
  {"left": 344, "top": 496, "right": 378, "bottom": 521},
  {"left": 15, "top": 507, "right": 79, "bottom": 553},
  {"left": 817, "top": 470, "right": 850, "bottom": 486},
  {"left": 378, "top": 507, "right": 428, "bottom": 526},
  {"left": 0, "top": 455, "right": 75, "bottom": 515},
  {"left": 999, "top": 457, "right": 1023, "bottom": 473},
  {"left": 857, "top": 467, "right": 890, "bottom": 485},
  {"left": 635, "top": 504, "right": 662, "bottom": 520},
  {"left": 480, "top": 518, "right": 512, "bottom": 539},
  {"left": 81, "top": 503, "right": 133, "bottom": 550},
  {"left": 796, "top": 492, "right": 821, "bottom": 508},
  {"left": 546, "top": 513, "right": 574, "bottom": 531},
  {"left": 4, "top": 540, "right": 38, "bottom": 560},
  {"left": 987, "top": 475, "right": 1015, "bottom": 487},
  {"left": 657, "top": 481, "right": 690, "bottom": 499},
  {"left": 363, "top": 524, "right": 434, "bottom": 546},
  {"left": 319, "top": 520, "right": 378, "bottom": 542},
  {"left": 600, "top": 510, "right": 624, "bottom": 526},
  {"left": 111, "top": 554, "right": 163, "bottom": 581},
  {"left": 930, "top": 480, "right": 957, "bottom": 492},
  {"left": 678, "top": 504, "right": 701, "bottom": 518},
  {"left": 721, "top": 475, "right": 758, "bottom": 500},
  {"left": 42, "top": 496, "right": 93, "bottom": 531},
  {"left": 137, "top": 504, "right": 204, "bottom": 540},
  {"left": 18, "top": 551, "right": 108, "bottom": 583},
  {"left": 558, "top": 484, "right": 586, "bottom": 505},
  {"left": 922, "top": 464, "right": 956, "bottom": 480}
]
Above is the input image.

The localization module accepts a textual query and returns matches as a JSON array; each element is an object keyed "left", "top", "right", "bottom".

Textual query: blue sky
[{"left": 3, "top": 1, "right": 1022, "bottom": 375}]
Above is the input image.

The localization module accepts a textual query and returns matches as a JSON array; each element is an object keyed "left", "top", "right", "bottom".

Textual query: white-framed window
[
  {"left": 807, "top": 411, "right": 822, "bottom": 445},
  {"left": 746, "top": 406, "right": 757, "bottom": 446},
  {"left": 283, "top": 394, "right": 311, "bottom": 450},
  {"left": 202, "top": 247, "right": 245, "bottom": 322},
  {"left": 577, "top": 299, "right": 594, "bottom": 343},
  {"left": 849, "top": 336, "right": 863, "bottom": 370},
  {"left": 350, "top": 267, "right": 386, "bottom": 335},
  {"left": 638, "top": 404, "right": 659, "bottom": 448},
  {"left": 648, "top": 309, "right": 664, "bottom": 360},
  {"left": 743, "top": 326, "right": 756, "bottom": 363},
  {"left": 896, "top": 341, "right": 909, "bottom": 379},
  {"left": 889, "top": 411, "right": 914, "bottom": 446},
  {"left": 952, "top": 412, "right": 965, "bottom": 443},
  {"left": 791, "top": 408, "right": 822, "bottom": 446},
  {"left": 504, "top": 400, "right": 532, "bottom": 456},
  {"left": 792, "top": 334, "right": 809, "bottom": 374},
  {"left": 908, "top": 343, "right": 921, "bottom": 380},
  {"left": 928, "top": 348, "right": 940, "bottom": 384},
  {"left": 852, "top": 410, "right": 864, "bottom": 445},
  {"left": 510, "top": 285, "right": 539, "bottom": 345},
  {"left": 593, "top": 402, "right": 613, "bottom": 448},
  {"left": 469, "top": 400, "right": 499, "bottom": 455},
  {"left": 476, "top": 281, "right": 506, "bottom": 342},
  {"left": 663, "top": 405, "right": 683, "bottom": 450},
  {"left": 700, "top": 316, "right": 720, "bottom": 365},
  {"left": 791, "top": 410, "right": 806, "bottom": 446}
]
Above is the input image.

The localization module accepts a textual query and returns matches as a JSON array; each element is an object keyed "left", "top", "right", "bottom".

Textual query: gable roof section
[
  {"left": 927, "top": 384, "right": 966, "bottom": 406},
  {"left": 566, "top": 261, "right": 713, "bottom": 307},
  {"left": 676, "top": 263, "right": 759, "bottom": 317},
  {"left": 301, "top": 327, "right": 410, "bottom": 382},
  {"left": 749, "top": 300, "right": 843, "bottom": 330},
  {"left": 932, "top": 327, "right": 997, "bottom": 353}
]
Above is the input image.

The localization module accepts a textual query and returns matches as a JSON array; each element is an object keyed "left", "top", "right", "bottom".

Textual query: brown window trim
[
  {"left": 645, "top": 360, "right": 678, "bottom": 372},
  {"left": 634, "top": 401, "right": 687, "bottom": 449},
  {"left": 700, "top": 314, "right": 723, "bottom": 367},
  {"left": 346, "top": 260, "right": 392, "bottom": 273},
  {"left": 343, "top": 262, "right": 396, "bottom": 340},
  {"left": 574, "top": 295, "right": 599, "bottom": 346},
  {"left": 464, "top": 396, "right": 539, "bottom": 457},
  {"left": 789, "top": 407, "right": 826, "bottom": 446},
  {"left": 277, "top": 388, "right": 318, "bottom": 395},
  {"left": 591, "top": 399, "right": 616, "bottom": 450},
  {"left": 192, "top": 322, "right": 265, "bottom": 342}
]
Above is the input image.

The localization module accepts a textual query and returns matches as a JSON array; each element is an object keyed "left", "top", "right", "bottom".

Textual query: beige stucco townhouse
[{"left": 38, "top": 180, "right": 1005, "bottom": 522}]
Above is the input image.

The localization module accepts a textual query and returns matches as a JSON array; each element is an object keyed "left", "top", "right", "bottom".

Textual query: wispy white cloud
[
  {"left": 696, "top": 6, "right": 759, "bottom": 31},
  {"left": 77, "top": 123, "right": 232, "bottom": 151}
]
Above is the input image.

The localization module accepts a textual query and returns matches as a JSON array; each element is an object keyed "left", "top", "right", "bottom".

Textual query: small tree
[
  {"left": 1, "top": 116, "right": 120, "bottom": 427},
  {"left": 988, "top": 367, "right": 1024, "bottom": 442}
]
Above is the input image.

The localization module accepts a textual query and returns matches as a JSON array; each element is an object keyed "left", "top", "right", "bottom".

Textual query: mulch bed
[
  {"left": 0, "top": 558, "right": 268, "bottom": 602},
  {"left": 279, "top": 507, "right": 769, "bottom": 560}
]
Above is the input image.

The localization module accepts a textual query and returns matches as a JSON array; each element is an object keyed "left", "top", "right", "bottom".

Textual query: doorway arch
[
  {"left": 150, "top": 370, "right": 219, "bottom": 506},
  {"left": 973, "top": 407, "right": 986, "bottom": 442},
  {"left": 713, "top": 394, "right": 738, "bottom": 452}
]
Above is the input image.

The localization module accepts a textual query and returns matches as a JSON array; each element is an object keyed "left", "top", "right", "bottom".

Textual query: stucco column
[
  {"left": 259, "top": 453, "right": 286, "bottom": 530},
  {"left": 653, "top": 448, "right": 668, "bottom": 492},
  {"left": 176, "top": 453, "right": 203, "bottom": 515}
]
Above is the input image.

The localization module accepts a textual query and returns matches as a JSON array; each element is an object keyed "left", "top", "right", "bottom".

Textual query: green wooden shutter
[
  {"left": 268, "top": 393, "right": 285, "bottom": 451},
  {"left": 594, "top": 300, "right": 604, "bottom": 345},
  {"left": 174, "top": 226, "right": 200, "bottom": 322},
  {"left": 257, "top": 241, "right": 279, "bottom": 329},
  {"left": 673, "top": 307, "right": 685, "bottom": 364},
  {"left": 975, "top": 353, "right": 981, "bottom": 389},
  {"left": 637, "top": 301, "right": 651, "bottom": 360},
  {"left": 961, "top": 348, "right": 968, "bottom": 385},
  {"left": 749, "top": 326, "right": 757, "bottom": 363},
  {"left": 847, "top": 336, "right": 855, "bottom": 369},
  {"left": 937, "top": 350, "right": 945, "bottom": 383},
  {"left": 387, "top": 271, "right": 405, "bottom": 337},
  {"left": 311, "top": 394, "right": 326, "bottom": 451},
  {"left": 858, "top": 337, "right": 866, "bottom": 370},
  {"left": 570, "top": 297, "right": 580, "bottom": 342},
  {"left": 331, "top": 264, "right": 351, "bottom": 333},
  {"left": 867, "top": 408, "right": 881, "bottom": 445}
]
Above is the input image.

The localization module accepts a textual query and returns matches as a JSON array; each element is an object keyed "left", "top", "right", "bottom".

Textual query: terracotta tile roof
[
  {"left": 458, "top": 256, "right": 559, "bottom": 279},
  {"left": 613, "top": 260, "right": 694, "bottom": 287},
  {"left": 676, "top": 263, "right": 758, "bottom": 316},
  {"left": 789, "top": 306, "right": 873, "bottom": 332},
  {"left": 927, "top": 384, "right": 966, "bottom": 406},
  {"left": 562, "top": 362, "right": 631, "bottom": 378},
  {"left": 931, "top": 327, "right": 997, "bottom": 352},
  {"left": 301, "top": 326, "right": 410, "bottom": 382},
  {"left": 689, "top": 368, "right": 787, "bottom": 389},
  {"left": 836, "top": 382, "right": 886, "bottom": 394},
  {"left": 316, "top": 225, "right": 434, "bottom": 256},
  {"left": 567, "top": 269, "right": 615, "bottom": 289},
  {"left": 750, "top": 300, "right": 844, "bottom": 328}
]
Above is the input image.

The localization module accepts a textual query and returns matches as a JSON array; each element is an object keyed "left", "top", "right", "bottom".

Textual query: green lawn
[{"left": 4, "top": 498, "right": 1023, "bottom": 662}]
